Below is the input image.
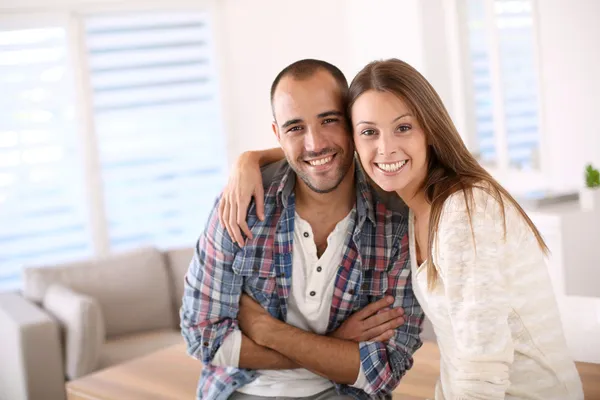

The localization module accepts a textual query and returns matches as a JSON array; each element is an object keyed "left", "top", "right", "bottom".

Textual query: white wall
[
  {"left": 536, "top": 0, "right": 600, "bottom": 191},
  {"left": 216, "top": 0, "right": 352, "bottom": 161},
  {"left": 217, "top": 0, "right": 425, "bottom": 163}
]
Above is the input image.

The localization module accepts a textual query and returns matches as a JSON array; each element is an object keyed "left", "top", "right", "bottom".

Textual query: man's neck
[{"left": 294, "top": 164, "right": 356, "bottom": 221}]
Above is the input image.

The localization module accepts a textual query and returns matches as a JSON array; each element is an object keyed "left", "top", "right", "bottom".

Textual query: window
[
  {"left": 85, "top": 11, "right": 226, "bottom": 251},
  {"left": 464, "top": 0, "right": 541, "bottom": 172},
  {"left": 0, "top": 26, "right": 92, "bottom": 290},
  {"left": 0, "top": 7, "right": 226, "bottom": 290}
]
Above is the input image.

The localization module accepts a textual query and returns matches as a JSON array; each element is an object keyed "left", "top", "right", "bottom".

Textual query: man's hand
[
  {"left": 238, "top": 294, "right": 277, "bottom": 345},
  {"left": 330, "top": 296, "right": 405, "bottom": 342}
]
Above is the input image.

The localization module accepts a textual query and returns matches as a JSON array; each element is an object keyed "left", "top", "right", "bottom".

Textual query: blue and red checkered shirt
[{"left": 180, "top": 160, "right": 423, "bottom": 399}]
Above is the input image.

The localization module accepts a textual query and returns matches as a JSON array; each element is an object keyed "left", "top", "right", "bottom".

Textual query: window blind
[
  {"left": 0, "top": 27, "right": 92, "bottom": 290},
  {"left": 84, "top": 11, "right": 227, "bottom": 252},
  {"left": 495, "top": 0, "right": 540, "bottom": 169},
  {"left": 466, "top": 0, "right": 540, "bottom": 169}
]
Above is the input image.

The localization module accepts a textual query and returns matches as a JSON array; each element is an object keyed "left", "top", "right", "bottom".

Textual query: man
[{"left": 180, "top": 59, "right": 423, "bottom": 400}]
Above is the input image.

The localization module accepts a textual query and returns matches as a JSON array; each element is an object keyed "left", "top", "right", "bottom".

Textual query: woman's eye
[
  {"left": 398, "top": 125, "right": 411, "bottom": 133},
  {"left": 361, "top": 129, "right": 376, "bottom": 136}
]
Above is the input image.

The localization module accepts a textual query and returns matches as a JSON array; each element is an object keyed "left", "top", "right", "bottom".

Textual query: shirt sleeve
[
  {"left": 212, "top": 330, "right": 242, "bottom": 368},
  {"left": 340, "top": 223, "right": 425, "bottom": 397},
  {"left": 435, "top": 187, "right": 514, "bottom": 399},
  {"left": 179, "top": 196, "right": 245, "bottom": 366},
  {"left": 350, "top": 363, "right": 369, "bottom": 390}
]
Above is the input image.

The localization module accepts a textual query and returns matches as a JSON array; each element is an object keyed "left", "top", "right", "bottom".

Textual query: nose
[
  {"left": 377, "top": 132, "right": 397, "bottom": 156},
  {"left": 304, "top": 125, "right": 328, "bottom": 153}
]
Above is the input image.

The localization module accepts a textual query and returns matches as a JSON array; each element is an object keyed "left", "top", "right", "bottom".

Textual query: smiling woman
[{"left": 351, "top": 91, "right": 428, "bottom": 195}]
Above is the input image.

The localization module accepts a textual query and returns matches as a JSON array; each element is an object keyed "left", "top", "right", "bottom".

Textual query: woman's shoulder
[{"left": 441, "top": 182, "right": 505, "bottom": 218}]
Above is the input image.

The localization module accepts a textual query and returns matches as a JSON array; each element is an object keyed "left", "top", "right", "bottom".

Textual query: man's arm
[
  {"left": 179, "top": 197, "right": 297, "bottom": 370},
  {"left": 238, "top": 295, "right": 361, "bottom": 383},
  {"left": 241, "top": 246, "right": 423, "bottom": 394},
  {"left": 238, "top": 294, "right": 406, "bottom": 384},
  {"left": 348, "top": 241, "right": 424, "bottom": 396}
]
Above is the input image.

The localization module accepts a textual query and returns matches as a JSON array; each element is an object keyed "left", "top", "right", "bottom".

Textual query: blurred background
[{"left": 0, "top": 0, "right": 599, "bottom": 330}]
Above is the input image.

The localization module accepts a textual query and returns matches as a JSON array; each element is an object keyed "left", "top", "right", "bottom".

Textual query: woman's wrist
[{"left": 239, "top": 150, "right": 262, "bottom": 168}]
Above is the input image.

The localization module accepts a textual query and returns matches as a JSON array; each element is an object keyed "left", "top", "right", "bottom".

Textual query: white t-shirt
[{"left": 213, "top": 211, "right": 368, "bottom": 397}]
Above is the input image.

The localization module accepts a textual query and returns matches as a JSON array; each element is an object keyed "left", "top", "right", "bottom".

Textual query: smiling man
[{"left": 180, "top": 59, "right": 423, "bottom": 400}]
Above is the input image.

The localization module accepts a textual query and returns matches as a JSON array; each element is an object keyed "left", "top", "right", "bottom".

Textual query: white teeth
[
  {"left": 376, "top": 160, "right": 407, "bottom": 172},
  {"left": 308, "top": 156, "right": 333, "bottom": 166}
]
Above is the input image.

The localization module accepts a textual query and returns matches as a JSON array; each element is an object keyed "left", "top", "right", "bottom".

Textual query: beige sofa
[{"left": 0, "top": 246, "right": 194, "bottom": 400}]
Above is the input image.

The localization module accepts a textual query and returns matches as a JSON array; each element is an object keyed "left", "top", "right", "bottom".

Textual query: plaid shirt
[{"left": 180, "top": 160, "right": 423, "bottom": 399}]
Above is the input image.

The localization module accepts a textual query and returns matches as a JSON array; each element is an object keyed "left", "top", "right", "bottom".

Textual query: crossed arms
[{"left": 180, "top": 201, "right": 423, "bottom": 395}]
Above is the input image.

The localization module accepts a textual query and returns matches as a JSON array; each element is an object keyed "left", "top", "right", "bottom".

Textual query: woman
[{"left": 219, "top": 59, "right": 583, "bottom": 399}]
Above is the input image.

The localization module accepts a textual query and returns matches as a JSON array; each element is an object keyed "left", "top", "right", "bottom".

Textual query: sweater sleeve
[{"left": 434, "top": 188, "right": 514, "bottom": 400}]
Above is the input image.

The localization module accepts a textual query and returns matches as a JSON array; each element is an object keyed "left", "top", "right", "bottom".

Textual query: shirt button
[
  {"left": 348, "top": 289, "right": 355, "bottom": 295},
  {"left": 303, "top": 232, "right": 309, "bottom": 238},
  {"left": 203, "top": 341, "right": 209, "bottom": 347},
  {"left": 316, "top": 266, "right": 322, "bottom": 272},
  {"left": 310, "top": 291, "right": 316, "bottom": 297}
]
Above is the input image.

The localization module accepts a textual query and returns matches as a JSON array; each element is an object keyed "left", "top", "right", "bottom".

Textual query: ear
[{"left": 272, "top": 121, "right": 281, "bottom": 141}]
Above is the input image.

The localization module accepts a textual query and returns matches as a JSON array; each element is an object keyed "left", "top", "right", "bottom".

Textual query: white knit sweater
[{"left": 409, "top": 187, "right": 584, "bottom": 400}]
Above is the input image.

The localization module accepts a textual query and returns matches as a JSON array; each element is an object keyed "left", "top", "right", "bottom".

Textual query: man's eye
[
  {"left": 288, "top": 126, "right": 302, "bottom": 133},
  {"left": 323, "top": 118, "right": 338, "bottom": 124}
]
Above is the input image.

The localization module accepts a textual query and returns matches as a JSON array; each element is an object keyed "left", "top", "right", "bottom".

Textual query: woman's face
[{"left": 352, "top": 90, "right": 428, "bottom": 197}]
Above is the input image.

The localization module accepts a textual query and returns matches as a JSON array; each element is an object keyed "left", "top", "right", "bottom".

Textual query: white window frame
[
  {"left": 446, "top": 0, "right": 550, "bottom": 194},
  {"left": 1, "top": 0, "right": 227, "bottom": 262}
]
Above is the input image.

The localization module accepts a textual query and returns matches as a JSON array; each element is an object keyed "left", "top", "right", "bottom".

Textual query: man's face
[{"left": 272, "top": 71, "right": 354, "bottom": 194}]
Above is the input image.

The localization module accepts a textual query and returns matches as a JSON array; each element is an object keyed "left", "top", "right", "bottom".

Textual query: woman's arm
[
  {"left": 435, "top": 188, "right": 513, "bottom": 399},
  {"left": 218, "top": 148, "right": 284, "bottom": 244},
  {"left": 252, "top": 147, "right": 285, "bottom": 166}
]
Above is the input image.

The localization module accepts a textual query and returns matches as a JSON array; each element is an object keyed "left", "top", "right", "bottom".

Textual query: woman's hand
[{"left": 218, "top": 151, "right": 266, "bottom": 245}]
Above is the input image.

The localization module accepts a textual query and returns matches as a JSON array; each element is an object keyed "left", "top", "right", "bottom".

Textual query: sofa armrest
[
  {"left": 0, "top": 292, "right": 66, "bottom": 400},
  {"left": 43, "top": 284, "right": 105, "bottom": 380}
]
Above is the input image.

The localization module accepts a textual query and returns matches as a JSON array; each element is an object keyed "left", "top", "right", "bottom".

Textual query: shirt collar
[{"left": 275, "top": 156, "right": 377, "bottom": 227}]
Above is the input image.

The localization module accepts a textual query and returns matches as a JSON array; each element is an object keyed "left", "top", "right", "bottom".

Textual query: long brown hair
[{"left": 348, "top": 58, "right": 548, "bottom": 289}]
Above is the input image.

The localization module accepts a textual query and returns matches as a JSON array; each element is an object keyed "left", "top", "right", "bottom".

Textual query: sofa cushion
[
  {"left": 43, "top": 284, "right": 104, "bottom": 379},
  {"left": 23, "top": 247, "right": 175, "bottom": 337},
  {"left": 164, "top": 247, "right": 194, "bottom": 321},
  {"left": 98, "top": 329, "right": 183, "bottom": 370},
  {"left": 0, "top": 292, "right": 66, "bottom": 400}
]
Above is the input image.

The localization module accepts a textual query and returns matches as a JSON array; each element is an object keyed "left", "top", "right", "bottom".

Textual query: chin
[{"left": 370, "top": 174, "right": 411, "bottom": 194}]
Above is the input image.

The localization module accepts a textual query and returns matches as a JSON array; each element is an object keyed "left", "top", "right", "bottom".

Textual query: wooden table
[{"left": 67, "top": 342, "right": 600, "bottom": 400}]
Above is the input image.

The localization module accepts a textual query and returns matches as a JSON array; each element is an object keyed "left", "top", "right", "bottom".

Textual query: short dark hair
[{"left": 270, "top": 59, "right": 349, "bottom": 116}]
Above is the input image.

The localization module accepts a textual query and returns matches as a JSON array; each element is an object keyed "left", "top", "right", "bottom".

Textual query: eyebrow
[
  {"left": 392, "top": 113, "right": 413, "bottom": 122},
  {"left": 281, "top": 111, "right": 344, "bottom": 130},
  {"left": 317, "top": 110, "right": 344, "bottom": 119},
  {"left": 355, "top": 113, "right": 413, "bottom": 127},
  {"left": 281, "top": 118, "right": 303, "bottom": 129}
]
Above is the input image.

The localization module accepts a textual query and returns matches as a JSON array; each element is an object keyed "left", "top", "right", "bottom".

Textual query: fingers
[
  {"left": 368, "top": 329, "right": 395, "bottom": 343},
  {"left": 228, "top": 200, "right": 244, "bottom": 245},
  {"left": 237, "top": 194, "right": 253, "bottom": 240},
  {"left": 354, "top": 296, "right": 394, "bottom": 320},
  {"left": 222, "top": 195, "right": 233, "bottom": 239},
  {"left": 362, "top": 307, "right": 404, "bottom": 330},
  {"left": 255, "top": 186, "right": 265, "bottom": 221},
  {"left": 362, "top": 316, "right": 404, "bottom": 342},
  {"left": 218, "top": 193, "right": 227, "bottom": 227}
]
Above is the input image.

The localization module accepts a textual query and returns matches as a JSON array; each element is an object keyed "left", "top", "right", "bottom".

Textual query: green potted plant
[{"left": 580, "top": 164, "right": 600, "bottom": 211}]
